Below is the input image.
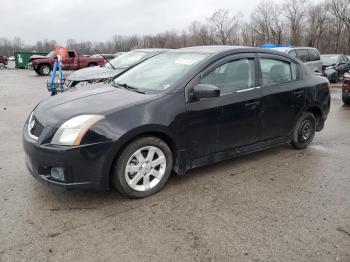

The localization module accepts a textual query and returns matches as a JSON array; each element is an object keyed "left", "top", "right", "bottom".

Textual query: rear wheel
[
  {"left": 38, "top": 64, "right": 51, "bottom": 76},
  {"left": 291, "top": 112, "right": 316, "bottom": 150},
  {"left": 112, "top": 136, "right": 173, "bottom": 198}
]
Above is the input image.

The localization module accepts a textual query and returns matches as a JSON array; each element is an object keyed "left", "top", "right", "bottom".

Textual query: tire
[
  {"left": 343, "top": 96, "right": 350, "bottom": 105},
  {"left": 38, "top": 64, "right": 51, "bottom": 76},
  {"left": 291, "top": 112, "right": 316, "bottom": 150},
  {"left": 112, "top": 136, "right": 173, "bottom": 198}
]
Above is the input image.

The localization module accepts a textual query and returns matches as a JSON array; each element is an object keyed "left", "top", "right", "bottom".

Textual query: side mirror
[{"left": 192, "top": 84, "right": 220, "bottom": 99}]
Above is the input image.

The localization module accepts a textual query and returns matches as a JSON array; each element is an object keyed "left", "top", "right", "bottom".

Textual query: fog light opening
[{"left": 51, "top": 167, "right": 65, "bottom": 181}]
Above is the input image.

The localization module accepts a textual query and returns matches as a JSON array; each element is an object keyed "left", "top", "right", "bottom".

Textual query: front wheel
[
  {"left": 291, "top": 112, "right": 316, "bottom": 150},
  {"left": 38, "top": 64, "right": 51, "bottom": 76},
  {"left": 343, "top": 95, "right": 350, "bottom": 105},
  {"left": 112, "top": 136, "right": 173, "bottom": 198}
]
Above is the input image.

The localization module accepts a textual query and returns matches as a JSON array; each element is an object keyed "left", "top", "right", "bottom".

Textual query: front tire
[
  {"left": 112, "top": 136, "right": 173, "bottom": 198},
  {"left": 38, "top": 64, "right": 51, "bottom": 76},
  {"left": 343, "top": 95, "right": 350, "bottom": 105},
  {"left": 291, "top": 112, "right": 316, "bottom": 149}
]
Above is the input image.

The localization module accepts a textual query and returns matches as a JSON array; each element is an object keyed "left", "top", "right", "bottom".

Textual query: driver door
[{"left": 185, "top": 54, "right": 262, "bottom": 159}]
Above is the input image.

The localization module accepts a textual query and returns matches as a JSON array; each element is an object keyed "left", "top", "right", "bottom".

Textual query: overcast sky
[{"left": 1, "top": 0, "right": 314, "bottom": 45}]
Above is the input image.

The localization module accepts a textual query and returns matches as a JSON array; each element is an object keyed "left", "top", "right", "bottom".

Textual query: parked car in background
[
  {"left": 23, "top": 46, "right": 330, "bottom": 198},
  {"left": 0, "top": 55, "right": 8, "bottom": 65},
  {"left": 28, "top": 50, "right": 104, "bottom": 76},
  {"left": 342, "top": 73, "right": 350, "bottom": 105},
  {"left": 273, "top": 47, "right": 322, "bottom": 73},
  {"left": 321, "top": 54, "right": 350, "bottom": 83},
  {"left": 64, "top": 48, "right": 169, "bottom": 89}
]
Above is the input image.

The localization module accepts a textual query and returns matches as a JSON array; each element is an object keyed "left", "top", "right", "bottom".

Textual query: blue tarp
[{"left": 260, "top": 43, "right": 291, "bottom": 48}]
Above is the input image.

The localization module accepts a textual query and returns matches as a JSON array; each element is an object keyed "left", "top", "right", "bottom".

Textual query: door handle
[
  {"left": 245, "top": 101, "right": 260, "bottom": 110},
  {"left": 293, "top": 90, "right": 304, "bottom": 97}
]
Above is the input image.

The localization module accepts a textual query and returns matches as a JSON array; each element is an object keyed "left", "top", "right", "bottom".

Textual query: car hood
[
  {"left": 34, "top": 84, "right": 155, "bottom": 127},
  {"left": 67, "top": 66, "right": 124, "bottom": 81}
]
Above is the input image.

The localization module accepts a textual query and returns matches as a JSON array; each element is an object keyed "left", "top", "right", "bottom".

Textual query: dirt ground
[{"left": 0, "top": 68, "right": 349, "bottom": 262}]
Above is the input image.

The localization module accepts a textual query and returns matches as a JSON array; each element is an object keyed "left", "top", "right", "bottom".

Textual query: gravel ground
[{"left": 0, "top": 69, "right": 349, "bottom": 262}]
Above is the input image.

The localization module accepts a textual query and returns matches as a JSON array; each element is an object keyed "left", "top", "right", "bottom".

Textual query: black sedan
[
  {"left": 64, "top": 48, "right": 169, "bottom": 89},
  {"left": 23, "top": 46, "right": 331, "bottom": 198}
]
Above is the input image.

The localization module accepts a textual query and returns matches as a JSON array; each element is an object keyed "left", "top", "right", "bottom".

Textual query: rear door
[{"left": 258, "top": 54, "right": 306, "bottom": 140}]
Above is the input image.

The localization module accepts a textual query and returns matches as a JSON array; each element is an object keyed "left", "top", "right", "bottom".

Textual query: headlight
[{"left": 51, "top": 115, "right": 104, "bottom": 146}]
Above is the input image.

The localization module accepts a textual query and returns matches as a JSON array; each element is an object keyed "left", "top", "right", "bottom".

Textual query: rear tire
[
  {"left": 291, "top": 112, "right": 316, "bottom": 150},
  {"left": 38, "top": 64, "right": 51, "bottom": 76},
  {"left": 112, "top": 136, "right": 173, "bottom": 198}
]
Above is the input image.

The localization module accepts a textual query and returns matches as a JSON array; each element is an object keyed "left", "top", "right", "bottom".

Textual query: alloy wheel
[{"left": 125, "top": 146, "right": 166, "bottom": 191}]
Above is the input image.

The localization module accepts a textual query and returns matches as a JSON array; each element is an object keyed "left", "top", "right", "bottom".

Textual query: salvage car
[
  {"left": 273, "top": 47, "right": 322, "bottom": 73},
  {"left": 29, "top": 50, "right": 104, "bottom": 76},
  {"left": 23, "top": 46, "right": 331, "bottom": 198},
  {"left": 321, "top": 54, "right": 350, "bottom": 83},
  {"left": 64, "top": 49, "right": 169, "bottom": 89}
]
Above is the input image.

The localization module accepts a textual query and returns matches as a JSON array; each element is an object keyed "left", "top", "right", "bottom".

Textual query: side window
[
  {"left": 260, "top": 58, "right": 298, "bottom": 86},
  {"left": 68, "top": 51, "right": 75, "bottom": 58},
  {"left": 296, "top": 49, "right": 310, "bottom": 62},
  {"left": 309, "top": 49, "right": 320, "bottom": 62},
  {"left": 200, "top": 58, "right": 255, "bottom": 94}
]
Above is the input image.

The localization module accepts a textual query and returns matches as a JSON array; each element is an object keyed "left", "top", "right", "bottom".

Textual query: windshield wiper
[{"left": 113, "top": 82, "right": 146, "bottom": 94}]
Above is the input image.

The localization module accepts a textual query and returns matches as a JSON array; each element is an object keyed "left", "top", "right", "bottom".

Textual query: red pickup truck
[
  {"left": 0, "top": 55, "right": 8, "bottom": 65},
  {"left": 29, "top": 50, "right": 104, "bottom": 76}
]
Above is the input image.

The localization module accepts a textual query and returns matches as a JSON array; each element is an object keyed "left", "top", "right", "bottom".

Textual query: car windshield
[
  {"left": 47, "top": 51, "right": 56, "bottom": 58},
  {"left": 113, "top": 52, "right": 209, "bottom": 92},
  {"left": 321, "top": 55, "right": 339, "bottom": 65},
  {"left": 105, "top": 51, "right": 148, "bottom": 69}
]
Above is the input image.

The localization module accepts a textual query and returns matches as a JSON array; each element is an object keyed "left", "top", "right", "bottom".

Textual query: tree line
[{"left": 0, "top": 0, "right": 349, "bottom": 57}]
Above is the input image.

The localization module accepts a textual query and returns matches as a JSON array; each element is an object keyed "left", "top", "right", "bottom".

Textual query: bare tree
[
  {"left": 207, "top": 9, "right": 241, "bottom": 45},
  {"left": 283, "top": 0, "right": 308, "bottom": 45},
  {"left": 251, "top": 0, "right": 285, "bottom": 45},
  {"left": 305, "top": 3, "right": 329, "bottom": 49}
]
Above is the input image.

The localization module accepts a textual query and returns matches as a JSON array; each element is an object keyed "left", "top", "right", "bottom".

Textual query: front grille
[{"left": 29, "top": 115, "right": 45, "bottom": 139}]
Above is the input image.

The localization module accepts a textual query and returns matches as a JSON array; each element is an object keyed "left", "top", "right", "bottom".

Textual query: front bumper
[{"left": 23, "top": 122, "right": 114, "bottom": 190}]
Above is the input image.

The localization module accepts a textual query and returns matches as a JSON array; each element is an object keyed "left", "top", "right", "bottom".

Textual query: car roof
[
  {"left": 170, "top": 45, "right": 248, "bottom": 54},
  {"left": 272, "top": 47, "right": 319, "bottom": 52},
  {"left": 131, "top": 48, "right": 171, "bottom": 53}
]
